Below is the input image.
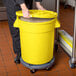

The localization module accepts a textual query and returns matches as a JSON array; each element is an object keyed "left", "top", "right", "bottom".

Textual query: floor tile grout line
[
  {"left": 1, "top": 25, "right": 21, "bottom": 76},
  {"left": 0, "top": 48, "right": 8, "bottom": 76}
]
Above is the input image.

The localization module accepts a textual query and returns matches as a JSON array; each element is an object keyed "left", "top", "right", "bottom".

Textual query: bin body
[{"left": 14, "top": 10, "right": 60, "bottom": 65}]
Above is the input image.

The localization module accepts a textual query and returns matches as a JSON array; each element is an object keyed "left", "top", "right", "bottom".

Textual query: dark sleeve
[
  {"left": 35, "top": 0, "right": 42, "bottom": 2},
  {"left": 16, "top": 0, "right": 25, "bottom": 5},
  {"left": 16, "top": 0, "right": 42, "bottom": 5}
]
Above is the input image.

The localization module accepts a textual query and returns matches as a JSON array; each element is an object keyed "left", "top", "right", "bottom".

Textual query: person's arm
[
  {"left": 20, "top": 3, "right": 30, "bottom": 18},
  {"left": 35, "top": 0, "right": 42, "bottom": 2},
  {"left": 16, "top": 0, "right": 45, "bottom": 18},
  {"left": 16, "top": 0, "right": 30, "bottom": 18},
  {"left": 35, "top": 0, "right": 46, "bottom": 10},
  {"left": 16, "top": 0, "right": 25, "bottom": 5}
]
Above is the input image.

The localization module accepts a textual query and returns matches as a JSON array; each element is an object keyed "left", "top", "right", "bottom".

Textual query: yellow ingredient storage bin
[{"left": 14, "top": 10, "right": 60, "bottom": 67}]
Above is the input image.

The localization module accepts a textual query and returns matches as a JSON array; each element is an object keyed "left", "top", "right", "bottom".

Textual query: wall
[{"left": 0, "top": 0, "right": 8, "bottom": 20}]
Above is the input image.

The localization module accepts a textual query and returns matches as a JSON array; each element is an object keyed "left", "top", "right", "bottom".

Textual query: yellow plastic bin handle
[
  {"left": 14, "top": 16, "right": 20, "bottom": 28},
  {"left": 55, "top": 19, "right": 60, "bottom": 28}
]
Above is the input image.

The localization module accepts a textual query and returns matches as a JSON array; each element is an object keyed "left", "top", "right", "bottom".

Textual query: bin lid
[{"left": 16, "top": 10, "right": 57, "bottom": 18}]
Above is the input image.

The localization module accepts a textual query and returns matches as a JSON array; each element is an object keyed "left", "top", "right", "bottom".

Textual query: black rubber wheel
[
  {"left": 30, "top": 69, "right": 36, "bottom": 73},
  {"left": 14, "top": 58, "right": 20, "bottom": 64},
  {"left": 69, "top": 60, "right": 75, "bottom": 69},
  {"left": 70, "top": 63, "right": 75, "bottom": 69},
  {"left": 46, "top": 68, "right": 51, "bottom": 71}
]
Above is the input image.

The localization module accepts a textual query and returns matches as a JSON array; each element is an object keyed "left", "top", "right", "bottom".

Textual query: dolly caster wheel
[
  {"left": 69, "top": 60, "right": 75, "bottom": 69},
  {"left": 30, "top": 69, "right": 36, "bottom": 73},
  {"left": 14, "top": 58, "right": 20, "bottom": 64},
  {"left": 70, "top": 63, "right": 75, "bottom": 69},
  {"left": 46, "top": 68, "right": 51, "bottom": 71}
]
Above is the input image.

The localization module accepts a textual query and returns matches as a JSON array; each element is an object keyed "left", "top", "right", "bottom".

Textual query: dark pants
[{"left": 6, "top": 1, "right": 33, "bottom": 54}]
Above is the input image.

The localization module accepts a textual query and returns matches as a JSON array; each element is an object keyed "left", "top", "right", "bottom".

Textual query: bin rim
[
  {"left": 14, "top": 17, "right": 60, "bottom": 28},
  {"left": 14, "top": 10, "right": 60, "bottom": 28},
  {"left": 19, "top": 17, "right": 56, "bottom": 25}
]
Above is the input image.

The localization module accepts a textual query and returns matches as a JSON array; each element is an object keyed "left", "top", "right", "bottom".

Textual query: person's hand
[
  {"left": 37, "top": 5, "right": 46, "bottom": 10},
  {"left": 22, "top": 9, "right": 30, "bottom": 18},
  {"left": 20, "top": 3, "right": 30, "bottom": 18},
  {"left": 36, "top": 2, "right": 46, "bottom": 10}
]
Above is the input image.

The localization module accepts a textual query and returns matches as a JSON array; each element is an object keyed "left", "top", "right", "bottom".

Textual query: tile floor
[{"left": 0, "top": 4, "right": 76, "bottom": 76}]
